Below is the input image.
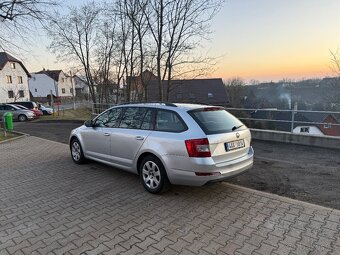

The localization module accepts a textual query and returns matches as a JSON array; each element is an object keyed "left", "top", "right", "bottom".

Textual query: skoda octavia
[{"left": 70, "top": 103, "right": 254, "bottom": 193}]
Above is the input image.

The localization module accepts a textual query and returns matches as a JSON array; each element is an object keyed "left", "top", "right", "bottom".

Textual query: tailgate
[{"left": 207, "top": 129, "right": 251, "bottom": 164}]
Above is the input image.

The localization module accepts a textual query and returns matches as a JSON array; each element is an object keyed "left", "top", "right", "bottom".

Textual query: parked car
[
  {"left": 0, "top": 104, "right": 35, "bottom": 121},
  {"left": 13, "top": 104, "right": 43, "bottom": 118},
  {"left": 69, "top": 103, "right": 254, "bottom": 193},
  {"left": 8, "top": 101, "right": 38, "bottom": 110},
  {"left": 38, "top": 104, "right": 54, "bottom": 115}
]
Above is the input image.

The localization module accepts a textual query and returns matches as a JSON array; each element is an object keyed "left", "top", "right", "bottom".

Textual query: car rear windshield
[{"left": 189, "top": 108, "right": 244, "bottom": 135}]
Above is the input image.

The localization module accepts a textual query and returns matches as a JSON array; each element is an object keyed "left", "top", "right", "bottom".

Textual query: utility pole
[{"left": 70, "top": 71, "right": 76, "bottom": 110}]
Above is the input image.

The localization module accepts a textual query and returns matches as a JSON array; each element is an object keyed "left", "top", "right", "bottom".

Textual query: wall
[
  {"left": 251, "top": 129, "right": 340, "bottom": 150},
  {"left": 319, "top": 115, "right": 340, "bottom": 136},
  {"left": 0, "top": 62, "right": 30, "bottom": 103},
  {"left": 29, "top": 73, "right": 56, "bottom": 97},
  {"left": 57, "top": 72, "right": 73, "bottom": 98}
]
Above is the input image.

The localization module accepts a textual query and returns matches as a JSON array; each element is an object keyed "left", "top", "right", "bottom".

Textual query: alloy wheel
[{"left": 142, "top": 161, "right": 161, "bottom": 189}]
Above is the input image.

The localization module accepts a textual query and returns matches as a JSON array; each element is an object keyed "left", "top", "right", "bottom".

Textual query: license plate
[{"left": 225, "top": 139, "right": 245, "bottom": 151}]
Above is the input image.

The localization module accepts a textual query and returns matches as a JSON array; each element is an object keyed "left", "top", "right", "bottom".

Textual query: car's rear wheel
[
  {"left": 140, "top": 155, "right": 169, "bottom": 194},
  {"left": 71, "top": 138, "right": 85, "bottom": 164},
  {"left": 18, "top": 114, "right": 27, "bottom": 122}
]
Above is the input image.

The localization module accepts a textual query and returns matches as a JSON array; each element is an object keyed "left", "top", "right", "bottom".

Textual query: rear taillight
[{"left": 185, "top": 138, "right": 211, "bottom": 157}]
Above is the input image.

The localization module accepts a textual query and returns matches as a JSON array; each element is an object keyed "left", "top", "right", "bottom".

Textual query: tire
[
  {"left": 139, "top": 155, "right": 170, "bottom": 194},
  {"left": 70, "top": 138, "right": 86, "bottom": 164},
  {"left": 18, "top": 114, "right": 27, "bottom": 122}
]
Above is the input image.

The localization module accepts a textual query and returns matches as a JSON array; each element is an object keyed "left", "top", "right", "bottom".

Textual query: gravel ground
[{"left": 15, "top": 121, "right": 340, "bottom": 209}]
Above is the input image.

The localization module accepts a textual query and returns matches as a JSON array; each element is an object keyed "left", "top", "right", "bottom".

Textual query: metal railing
[
  {"left": 226, "top": 108, "right": 340, "bottom": 136},
  {"left": 89, "top": 103, "right": 340, "bottom": 137}
]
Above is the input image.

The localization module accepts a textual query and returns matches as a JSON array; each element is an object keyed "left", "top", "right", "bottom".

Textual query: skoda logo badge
[{"left": 236, "top": 132, "right": 240, "bottom": 138}]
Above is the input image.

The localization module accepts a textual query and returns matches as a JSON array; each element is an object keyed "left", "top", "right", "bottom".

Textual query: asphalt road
[{"left": 14, "top": 121, "right": 340, "bottom": 209}]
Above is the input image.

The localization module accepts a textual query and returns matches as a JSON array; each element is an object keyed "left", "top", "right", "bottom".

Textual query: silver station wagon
[{"left": 69, "top": 103, "right": 254, "bottom": 193}]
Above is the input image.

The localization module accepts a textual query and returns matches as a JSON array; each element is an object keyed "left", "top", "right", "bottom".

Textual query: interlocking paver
[{"left": 1, "top": 136, "right": 340, "bottom": 254}]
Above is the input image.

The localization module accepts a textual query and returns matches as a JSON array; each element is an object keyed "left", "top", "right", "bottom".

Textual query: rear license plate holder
[{"left": 225, "top": 139, "right": 245, "bottom": 151}]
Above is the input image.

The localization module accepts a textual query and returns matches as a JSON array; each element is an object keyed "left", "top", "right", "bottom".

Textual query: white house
[
  {"left": 293, "top": 126, "right": 324, "bottom": 136},
  {"left": 73, "top": 75, "right": 90, "bottom": 97},
  {"left": 29, "top": 69, "right": 74, "bottom": 99},
  {"left": 0, "top": 52, "right": 30, "bottom": 103}
]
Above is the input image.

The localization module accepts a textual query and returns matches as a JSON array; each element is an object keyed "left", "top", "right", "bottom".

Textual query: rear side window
[
  {"left": 155, "top": 110, "right": 187, "bottom": 132},
  {"left": 189, "top": 108, "right": 244, "bottom": 135},
  {"left": 141, "top": 109, "right": 154, "bottom": 130}
]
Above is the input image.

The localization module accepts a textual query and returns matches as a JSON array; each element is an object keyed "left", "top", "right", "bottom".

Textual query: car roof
[{"left": 115, "top": 103, "right": 222, "bottom": 111}]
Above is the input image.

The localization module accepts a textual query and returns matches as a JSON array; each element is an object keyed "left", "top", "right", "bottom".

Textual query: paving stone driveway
[{"left": 1, "top": 136, "right": 340, "bottom": 255}]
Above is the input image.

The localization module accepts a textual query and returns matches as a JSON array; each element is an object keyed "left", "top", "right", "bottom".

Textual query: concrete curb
[
  {"left": 0, "top": 131, "right": 29, "bottom": 144},
  {"left": 224, "top": 182, "right": 340, "bottom": 215},
  {"left": 31, "top": 119, "right": 85, "bottom": 124}
]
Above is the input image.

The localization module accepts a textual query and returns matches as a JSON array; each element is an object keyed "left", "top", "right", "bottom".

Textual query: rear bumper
[{"left": 165, "top": 147, "right": 254, "bottom": 186}]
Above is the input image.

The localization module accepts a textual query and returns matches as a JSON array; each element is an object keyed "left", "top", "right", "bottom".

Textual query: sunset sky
[{"left": 27, "top": 0, "right": 340, "bottom": 82}]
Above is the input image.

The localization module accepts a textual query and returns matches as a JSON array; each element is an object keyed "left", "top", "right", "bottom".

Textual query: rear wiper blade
[{"left": 232, "top": 125, "right": 244, "bottom": 131}]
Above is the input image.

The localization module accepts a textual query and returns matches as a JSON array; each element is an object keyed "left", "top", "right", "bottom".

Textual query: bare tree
[
  {"left": 224, "top": 77, "right": 246, "bottom": 108},
  {"left": 142, "top": 0, "right": 223, "bottom": 101},
  {"left": 0, "top": 0, "right": 57, "bottom": 52},
  {"left": 328, "top": 49, "right": 340, "bottom": 109},
  {"left": 46, "top": 2, "right": 101, "bottom": 104}
]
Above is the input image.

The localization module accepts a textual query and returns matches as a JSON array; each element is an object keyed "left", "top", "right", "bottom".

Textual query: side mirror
[{"left": 84, "top": 119, "right": 94, "bottom": 127}]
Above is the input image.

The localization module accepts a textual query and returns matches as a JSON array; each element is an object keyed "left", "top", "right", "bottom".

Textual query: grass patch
[
  {"left": 36, "top": 107, "right": 92, "bottom": 121},
  {"left": 0, "top": 129, "right": 19, "bottom": 142}
]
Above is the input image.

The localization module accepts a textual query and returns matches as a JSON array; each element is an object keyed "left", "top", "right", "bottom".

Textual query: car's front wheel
[
  {"left": 70, "top": 138, "right": 85, "bottom": 164},
  {"left": 140, "top": 155, "right": 169, "bottom": 194}
]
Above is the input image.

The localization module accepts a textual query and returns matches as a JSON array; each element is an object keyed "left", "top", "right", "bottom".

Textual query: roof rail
[{"left": 118, "top": 101, "right": 177, "bottom": 107}]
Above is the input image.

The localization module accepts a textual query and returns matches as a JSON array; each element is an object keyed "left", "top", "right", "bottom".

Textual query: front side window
[
  {"left": 95, "top": 108, "right": 122, "bottom": 128},
  {"left": 119, "top": 107, "right": 148, "bottom": 129},
  {"left": 155, "top": 110, "right": 186, "bottom": 132}
]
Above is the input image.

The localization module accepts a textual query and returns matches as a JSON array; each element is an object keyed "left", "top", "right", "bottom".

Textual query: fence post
[{"left": 290, "top": 110, "right": 295, "bottom": 133}]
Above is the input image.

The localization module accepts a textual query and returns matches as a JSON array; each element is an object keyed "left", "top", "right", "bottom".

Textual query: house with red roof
[{"left": 0, "top": 52, "right": 31, "bottom": 103}]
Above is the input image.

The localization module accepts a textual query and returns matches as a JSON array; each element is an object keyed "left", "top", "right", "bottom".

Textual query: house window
[
  {"left": 300, "top": 127, "right": 310, "bottom": 133},
  {"left": 70, "top": 88, "right": 73, "bottom": 94},
  {"left": 6, "top": 75, "right": 12, "bottom": 83},
  {"left": 8, "top": 90, "right": 14, "bottom": 98},
  {"left": 62, "top": 88, "right": 66, "bottom": 94},
  {"left": 35, "top": 88, "right": 38, "bottom": 92},
  {"left": 10, "top": 63, "right": 16, "bottom": 69},
  {"left": 176, "top": 93, "right": 182, "bottom": 99},
  {"left": 18, "top": 76, "right": 23, "bottom": 84},
  {"left": 19, "top": 90, "right": 24, "bottom": 98},
  {"left": 324, "top": 123, "right": 332, "bottom": 129},
  {"left": 208, "top": 93, "right": 214, "bottom": 98},
  {"left": 62, "top": 78, "right": 65, "bottom": 82},
  {"left": 189, "top": 93, "right": 196, "bottom": 99}
]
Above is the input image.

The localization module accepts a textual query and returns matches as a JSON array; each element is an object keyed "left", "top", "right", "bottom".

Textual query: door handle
[
  {"left": 104, "top": 133, "right": 110, "bottom": 136},
  {"left": 135, "top": 136, "right": 144, "bottom": 140}
]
